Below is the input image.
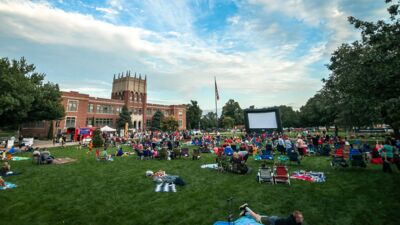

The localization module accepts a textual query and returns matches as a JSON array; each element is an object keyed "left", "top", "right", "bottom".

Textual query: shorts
[{"left": 260, "top": 215, "right": 278, "bottom": 225}]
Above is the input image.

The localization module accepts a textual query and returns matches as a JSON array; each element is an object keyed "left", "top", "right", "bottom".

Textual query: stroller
[{"left": 257, "top": 164, "right": 274, "bottom": 184}]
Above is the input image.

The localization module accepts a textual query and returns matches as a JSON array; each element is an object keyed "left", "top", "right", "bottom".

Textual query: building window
[
  {"left": 133, "top": 108, "right": 138, "bottom": 115},
  {"left": 67, "top": 100, "right": 78, "bottom": 112},
  {"left": 138, "top": 109, "right": 142, "bottom": 115},
  {"left": 86, "top": 118, "right": 94, "bottom": 126},
  {"left": 66, "top": 117, "right": 76, "bottom": 128},
  {"left": 96, "top": 105, "right": 113, "bottom": 114},
  {"left": 88, "top": 104, "right": 94, "bottom": 113},
  {"left": 178, "top": 120, "right": 183, "bottom": 127},
  {"left": 178, "top": 111, "right": 183, "bottom": 116},
  {"left": 147, "top": 109, "right": 152, "bottom": 115},
  {"left": 94, "top": 118, "right": 114, "bottom": 127},
  {"left": 115, "top": 107, "right": 122, "bottom": 114},
  {"left": 23, "top": 121, "right": 45, "bottom": 128}
]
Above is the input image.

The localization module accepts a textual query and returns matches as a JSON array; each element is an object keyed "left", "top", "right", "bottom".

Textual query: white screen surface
[{"left": 248, "top": 112, "right": 278, "bottom": 129}]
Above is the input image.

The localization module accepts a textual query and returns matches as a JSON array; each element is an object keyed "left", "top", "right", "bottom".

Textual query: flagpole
[{"left": 215, "top": 76, "right": 218, "bottom": 130}]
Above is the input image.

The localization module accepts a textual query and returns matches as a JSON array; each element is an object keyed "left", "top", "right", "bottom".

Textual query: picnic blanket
[
  {"left": 214, "top": 215, "right": 262, "bottom": 225},
  {"left": 0, "top": 182, "right": 17, "bottom": 190},
  {"left": 155, "top": 182, "right": 177, "bottom": 192},
  {"left": 11, "top": 156, "right": 30, "bottom": 161},
  {"left": 52, "top": 158, "right": 77, "bottom": 165},
  {"left": 290, "top": 170, "right": 326, "bottom": 183},
  {"left": 200, "top": 164, "right": 218, "bottom": 169}
]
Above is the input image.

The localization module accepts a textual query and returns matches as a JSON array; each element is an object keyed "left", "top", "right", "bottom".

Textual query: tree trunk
[{"left": 334, "top": 124, "right": 339, "bottom": 137}]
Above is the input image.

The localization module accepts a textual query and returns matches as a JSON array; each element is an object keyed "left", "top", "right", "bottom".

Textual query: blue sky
[{"left": 0, "top": 0, "right": 389, "bottom": 111}]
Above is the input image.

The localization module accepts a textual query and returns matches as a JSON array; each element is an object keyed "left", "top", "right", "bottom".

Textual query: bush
[{"left": 92, "top": 129, "right": 104, "bottom": 148}]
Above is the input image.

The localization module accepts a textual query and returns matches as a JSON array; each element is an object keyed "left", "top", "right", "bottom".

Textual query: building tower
[{"left": 111, "top": 71, "right": 147, "bottom": 130}]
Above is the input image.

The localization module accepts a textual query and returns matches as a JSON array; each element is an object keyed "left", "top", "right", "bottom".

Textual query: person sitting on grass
[
  {"left": 116, "top": 146, "right": 124, "bottom": 157},
  {"left": 1, "top": 162, "right": 11, "bottom": 176},
  {"left": 239, "top": 203, "right": 304, "bottom": 225},
  {"left": 101, "top": 149, "right": 112, "bottom": 161}
]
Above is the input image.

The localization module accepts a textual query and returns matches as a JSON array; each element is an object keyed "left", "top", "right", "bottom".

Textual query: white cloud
[
  {"left": 227, "top": 15, "right": 240, "bottom": 25},
  {"left": 0, "top": 0, "right": 338, "bottom": 109}
]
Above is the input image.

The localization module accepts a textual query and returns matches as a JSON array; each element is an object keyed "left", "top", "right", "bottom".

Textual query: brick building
[{"left": 21, "top": 72, "right": 186, "bottom": 138}]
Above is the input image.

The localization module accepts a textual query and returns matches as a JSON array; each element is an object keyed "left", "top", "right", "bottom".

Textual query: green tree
[
  {"left": 381, "top": 97, "right": 400, "bottom": 137},
  {"left": 92, "top": 129, "right": 104, "bottom": 148},
  {"left": 278, "top": 105, "right": 300, "bottom": 128},
  {"left": 200, "top": 112, "right": 217, "bottom": 130},
  {"left": 322, "top": 0, "right": 400, "bottom": 136},
  {"left": 151, "top": 110, "right": 164, "bottom": 130},
  {"left": 221, "top": 99, "right": 243, "bottom": 125},
  {"left": 0, "top": 57, "right": 64, "bottom": 129},
  {"left": 222, "top": 116, "right": 235, "bottom": 129},
  {"left": 116, "top": 105, "right": 132, "bottom": 129},
  {"left": 186, "top": 100, "right": 202, "bottom": 129},
  {"left": 161, "top": 116, "right": 179, "bottom": 131}
]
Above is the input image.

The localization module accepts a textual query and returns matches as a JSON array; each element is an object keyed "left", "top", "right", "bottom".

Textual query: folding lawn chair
[
  {"left": 257, "top": 165, "right": 274, "bottom": 184},
  {"left": 350, "top": 154, "right": 366, "bottom": 168},
  {"left": 181, "top": 148, "right": 189, "bottom": 157},
  {"left": 273, "top": 165, "right": 290, "bottom": 185},
  {"left": 173, "top": 148, "right": 181, "bottom": 159},
  {"left": 192, "top": 148, "right": 200, "bottom": 160}
]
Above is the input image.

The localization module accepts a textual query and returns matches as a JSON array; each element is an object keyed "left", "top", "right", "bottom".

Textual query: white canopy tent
[{"left": 100, "top": 125, "right": 116, "bottom": 132}]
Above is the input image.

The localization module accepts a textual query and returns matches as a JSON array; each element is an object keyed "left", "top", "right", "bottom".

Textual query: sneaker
[{"left": 239, "top": 203, "right": 248, "bottom": 211}]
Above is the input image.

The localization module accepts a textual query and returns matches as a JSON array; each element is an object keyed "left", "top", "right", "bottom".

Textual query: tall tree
[
  {"left": 116, "top": 105, "right": 132, "bottom": 129},
  {"left": 221, "top": 99, "right": 243, "bottom": 125},
  {"left": 323, "top": 0, "right": 400, "bottom": 136},
  {"left": 0, "top": 57, "right": 64, "bottom": 129},
  {"left": 92, "top": 129, "right": 104, "bottom": 148},
  {"left": 151, "top": 110, "right": 164, "bottom": 130},
  {"left": 186, "top": 100, "right": 202, "bottom": 129},
  {"left": 161, "top": 116, "right": 179, "bottom": 131},
  {"left": 222, "top": 116, "right": 235, "bottom": 129},
  {"left": 200, "top": 112, "right": 217, "bottom": 130},
  {"left": 278, "top": 105, "right": 300, "bottom": 128}
]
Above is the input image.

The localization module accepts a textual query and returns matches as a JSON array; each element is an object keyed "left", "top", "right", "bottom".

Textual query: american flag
[{"left": 215, "top": 77, "right": 219, "bottom": 101}]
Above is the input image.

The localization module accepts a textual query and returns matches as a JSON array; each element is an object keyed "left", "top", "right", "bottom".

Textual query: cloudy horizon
[{"left": 0, "top": 0, "right": 388, "bottom": 111}]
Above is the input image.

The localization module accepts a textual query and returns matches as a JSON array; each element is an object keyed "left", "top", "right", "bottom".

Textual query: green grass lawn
[{"left": 1, "top": 146, "right": 400, "bottom": 225}]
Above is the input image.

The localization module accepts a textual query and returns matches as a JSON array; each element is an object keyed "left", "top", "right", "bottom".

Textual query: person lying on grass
[
  {"left": 239, "top": 203, "right": 303, "bottom": 225},
  {"left": 145, "top": 170, "right": 185, "bottom": 186}
]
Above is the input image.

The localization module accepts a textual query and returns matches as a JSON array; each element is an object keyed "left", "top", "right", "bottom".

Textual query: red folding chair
[{"left": 274, "top": 165, "right": 290, "bottom": 185}]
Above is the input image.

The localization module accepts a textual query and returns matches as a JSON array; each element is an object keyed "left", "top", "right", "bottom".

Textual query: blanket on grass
[
  {"left": 11, "top": 156, "right": 30, "bottom": 161},
  {"left": 155, "top": 182, "right": 177, "bottom": 192},
  {"left": 290, "top": 170, "right": 326, "bottom": 183},
  {"left": 200, "top": 164, "right": 218, "bottom": 169},
  {"left": 52, "top": 158, "right": 77, "bottom": 165},
  {"left": 0, "top": 182, "right": 17, "bottom": 190},
  {"left": 214, "top": 215, "right": 262, "bottom": 225}
]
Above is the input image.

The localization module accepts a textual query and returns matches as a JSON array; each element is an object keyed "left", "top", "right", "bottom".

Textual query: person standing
[{"left": 380, "top": 140, "right": 394, "bottom": 174}]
